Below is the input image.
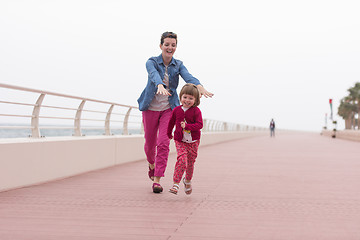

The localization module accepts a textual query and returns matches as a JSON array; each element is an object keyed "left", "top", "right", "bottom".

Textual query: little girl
[{"left": 167, "top": 83, "right": 203, "bottom": 195}]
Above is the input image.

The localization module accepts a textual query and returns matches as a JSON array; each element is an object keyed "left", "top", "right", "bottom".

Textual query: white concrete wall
[
  {"left": 322, "top": 129, "right": 360, "bottom": 142},
  {"left": 0, "top": 131, "right": 268, "bottom": 192}
]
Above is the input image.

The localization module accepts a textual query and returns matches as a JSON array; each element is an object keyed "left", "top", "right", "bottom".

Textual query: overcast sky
[{"left": 1, "top": 0, "right": 359, "bottom": 131}]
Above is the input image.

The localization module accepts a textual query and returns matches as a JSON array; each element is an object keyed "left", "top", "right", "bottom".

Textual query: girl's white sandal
[
  {"left": 169, "top": 184, "right": 180, "bottom": 195},
  {"left": 183, "top": 178, "right": 192, "bottom": 195}
]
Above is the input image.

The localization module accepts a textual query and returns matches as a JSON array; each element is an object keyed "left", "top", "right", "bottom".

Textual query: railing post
[
  {"left": 224, "top": 122, "right": 228, "bottom": 131},
  {"left": 74, "top": 100, "right": 86, "bottom": 136},
  {"left": 105, "top": 104, "right": 114, "bottom": 136},
  {"left": 203, "top": 119, "right": 208, "bottom": 132},
  {"left": 216, "top": 121, "right": 221, "bottom": 131},
  {"left": 211, "top": 120, "right": 215, "bottom": 132},
  {"left": 31, "top": 93, "right": 45, "bottom": 138},
  {"left": 123, "top": 107, "right": 132, "bottom": 135},
  {"left": 207, "top": 120, "right": 212, "bottom": 132}
]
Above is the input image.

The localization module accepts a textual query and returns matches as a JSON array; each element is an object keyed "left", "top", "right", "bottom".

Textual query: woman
[{"left": 137, "top": 31, "right": 213, "bottom": 193}]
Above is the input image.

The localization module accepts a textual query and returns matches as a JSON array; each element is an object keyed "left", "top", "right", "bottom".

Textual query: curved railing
[
  {"left": 203, "top": 119, "right": 265, "bottom": 132},
  {"left": 0, "top": 83, "right": 266, "bottom": 138}
]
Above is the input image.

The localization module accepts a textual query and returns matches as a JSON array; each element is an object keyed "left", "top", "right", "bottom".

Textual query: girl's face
[
  {"left": 160, "top": 38, "right": 177, "bottom": 59},
  {"left": 181, "top": 94, "right": 196, "bottom": 108}
]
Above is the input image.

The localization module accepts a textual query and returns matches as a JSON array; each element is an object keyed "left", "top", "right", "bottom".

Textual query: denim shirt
[{"left": 137, "top": 54, "right": 201, "bottom": 111}]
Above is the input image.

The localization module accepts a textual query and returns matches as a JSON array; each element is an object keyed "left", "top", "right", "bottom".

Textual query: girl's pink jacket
[{"left": 167, "top": 105, "right": 203, "bottom": 142}]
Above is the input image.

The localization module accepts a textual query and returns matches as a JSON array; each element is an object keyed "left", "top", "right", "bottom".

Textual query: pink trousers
[
  {"left": 173, "top": 140, "right": 200, "bottom": 183},
  {"left": 142, "top": 109, "right": 172, "bottom": 177}
]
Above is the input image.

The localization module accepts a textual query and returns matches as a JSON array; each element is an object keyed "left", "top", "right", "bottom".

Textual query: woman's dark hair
[
  {"left": 161, "top": 32, "right": 177, "bottom": 45},
  {"left": 179, "top": 84, "right": 201, "bottom": 107}
]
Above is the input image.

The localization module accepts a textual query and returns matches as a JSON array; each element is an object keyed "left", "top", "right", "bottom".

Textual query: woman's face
[{"left": 160, "top": 38, "right": 177, "bottom": 59}]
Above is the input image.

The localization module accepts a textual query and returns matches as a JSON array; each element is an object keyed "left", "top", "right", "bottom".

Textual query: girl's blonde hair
[{"left": 179, "top": 83, "right": 200, "bottom": 107}]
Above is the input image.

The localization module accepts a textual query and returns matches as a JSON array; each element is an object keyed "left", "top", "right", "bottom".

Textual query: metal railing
[
  {"left": 0, "top": 83, "right": 143, "bottom": 138},
  {"left": 202, "top": 119, "right": 264, "bottom": 132},
  {"left": 0, "top": 83, "right": 266, "bottom": 138}
]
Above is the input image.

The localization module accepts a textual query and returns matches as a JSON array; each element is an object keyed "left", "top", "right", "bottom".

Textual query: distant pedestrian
[
  {"left": 167, "top": 84, "right": 203, "bottom": 195},
  {"left": 270, "top": 118, "right": 275, "bottom": 137},
  {"left": 137, "top": 32, "right": 213, "bottom": 193}
]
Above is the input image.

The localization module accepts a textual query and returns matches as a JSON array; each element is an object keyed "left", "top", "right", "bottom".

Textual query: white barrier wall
[
  {"left": 322, "top": 130, "right": 360, "bottom": 142},
  {"left": 0, "top": 131, "right": 268, "bottom": 192}
]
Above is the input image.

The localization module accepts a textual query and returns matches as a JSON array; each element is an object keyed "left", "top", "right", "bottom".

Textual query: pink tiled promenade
[{"left": 1, "top": 132, "right": 360, "bottom": 240}]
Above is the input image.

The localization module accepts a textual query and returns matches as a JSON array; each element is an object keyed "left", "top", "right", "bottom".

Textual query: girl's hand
[
  {"left": 196, "top": 85, "right": 214, "bottom": 98},
  {"left": 157, "top": 84, "right": 171, "bottom": 96},
  {"left": 181, "top": 121, "right": 186, "bottom": 129}
]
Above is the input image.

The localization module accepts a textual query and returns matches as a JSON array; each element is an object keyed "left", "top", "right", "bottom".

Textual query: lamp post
[
  {"left": 329, "top": 98, "right": 337, "bottom": 138},
  {"left": 329, "top": 99, "right": 333, "bottom": 121}
]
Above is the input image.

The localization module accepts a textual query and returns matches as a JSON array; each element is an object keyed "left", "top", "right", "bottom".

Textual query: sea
[{"left": 0, "top": 124, "right": 141, "bottom": 139}]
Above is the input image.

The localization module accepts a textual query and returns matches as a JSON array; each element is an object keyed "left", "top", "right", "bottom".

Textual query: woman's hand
[
  {"left": 157, "top": 84, "right": 171, "bottom": 96},
  {"left": 196, "top": 85, "right": 214, "bottom": 98},
  {"left": 181, "top": 121, "right": 186, "bottom": 129}
]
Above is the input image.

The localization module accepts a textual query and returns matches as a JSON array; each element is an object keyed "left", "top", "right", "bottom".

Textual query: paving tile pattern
[{"left": 1, "top": 132, "right": 360, "bottom": 239}]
